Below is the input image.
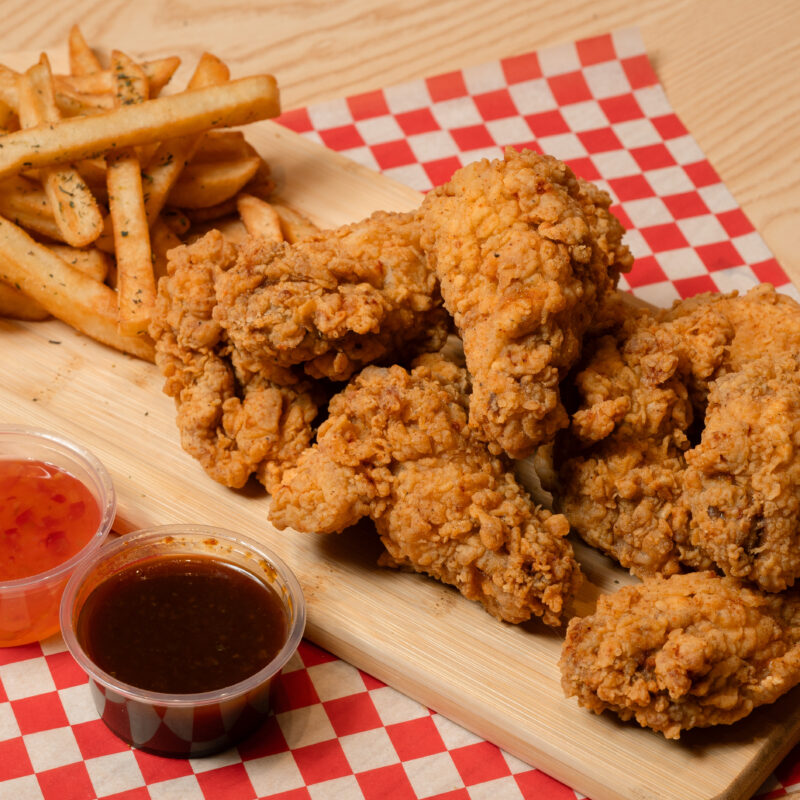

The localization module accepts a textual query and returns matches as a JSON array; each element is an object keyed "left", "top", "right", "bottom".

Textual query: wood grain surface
[
  {"left": 0, "top": 0, "right": 797, "bottom": 286},
  {"left": 2, "top": 121, "right": 800, "bottom": 800}
]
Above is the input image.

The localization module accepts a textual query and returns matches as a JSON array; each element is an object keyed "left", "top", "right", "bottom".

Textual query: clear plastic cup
[
  {"left": 60, "top": 525, "right": 306, "bottom": 758},
  {"left": 0, "top": 426, "right": 116, "bottom": 647}
]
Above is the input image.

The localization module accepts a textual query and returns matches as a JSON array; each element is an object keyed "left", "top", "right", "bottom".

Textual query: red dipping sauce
[
  {"left": 0, "top": 459, "right": 101, "bottom": 581},
  {"left": 0, "top": 427, "right": 115, "bottom": 648}
]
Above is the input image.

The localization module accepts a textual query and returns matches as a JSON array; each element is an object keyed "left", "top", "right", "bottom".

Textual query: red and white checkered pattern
[
  {"left": 278, "top": 27, "right": 795, "bottom": 309},
  {"left": 0, "top": 638, "right": 580, "bottom": 800},
  {"left": 2, "top": 27, "right": 798, "bottom": 800}
]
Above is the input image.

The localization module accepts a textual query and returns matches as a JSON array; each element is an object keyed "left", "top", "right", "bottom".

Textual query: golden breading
[
  {"left": 270, "top": 354, "right": 581, "bottom": 626},
  {"left": 419, "top": 148, "right": 632, "bottom": 459},
  {"left": 558, "top": 301, "right": 731, "bottom": 577},
  {"left": 560, "top": 572, "right": 800, "bottom": 738},
  {"left": 149, "top": 230, "right": 319, "bottom": 491},
  {"left": 212, "top": 210, "right": 449, "bottom": 382},
  {"left": 682, "top": 353, "right": 800, "bottom": 591}
]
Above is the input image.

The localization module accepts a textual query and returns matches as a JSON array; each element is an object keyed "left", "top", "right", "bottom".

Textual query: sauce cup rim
[
  {"left": 60, "top": 524, "right": 307, "bottom": 707},
  {"left": 0, "top": 425, "right": 116, "bottom": 589}
]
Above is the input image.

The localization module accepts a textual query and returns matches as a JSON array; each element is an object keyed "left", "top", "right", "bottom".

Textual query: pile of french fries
[{"left": 0, "top": 26, "right": 317, "bottom": 361}]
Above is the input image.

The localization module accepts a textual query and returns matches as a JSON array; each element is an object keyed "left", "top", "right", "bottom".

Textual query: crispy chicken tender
[
  {"left": 212, "top": 210, "right": 449, "bottom": 382},
  {"left": 269, "top": 354, "right": 581, "bottom": 625},
  {"left": 419, "top": 148, "right": 632, "bottom": 459},
  {"left": 559, "top": 302, "right": 732, "bottom": 577},
  {"left": 682, "top": 354, "right": 800, "bottom": 591},
  {"left": 664, "top": 282, "right": 800, "bottom": 376},
  {"left": 560, "top": 572, "right": 800, "bottom": 738},
  {"left": 560, "top": 282, "right": 800, "bottom": 591},
  {"left": 149, "top": 230, "right": 319, "bottom": 491}
]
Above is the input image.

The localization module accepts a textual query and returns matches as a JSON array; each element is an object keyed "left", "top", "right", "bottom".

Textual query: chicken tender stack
[
  {"left": 420, "top": 148, "right": 632, "bottom": 459},
  {"left": 150, "top": 230, "right": 320, "bottom": 492},
  {"left": 269, "top": 354, "right": 581, "bottom": 626},
  {"left": 150, "top": 211, "right": 449, "bottom": 491}
]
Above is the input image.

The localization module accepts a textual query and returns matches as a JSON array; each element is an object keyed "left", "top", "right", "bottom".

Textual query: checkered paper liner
[
  {"left": 1, "top": 26, "right": 799, "bottom": 800},
  {"left": 279, "top": 28, "right": 796, "bottom": 306}
]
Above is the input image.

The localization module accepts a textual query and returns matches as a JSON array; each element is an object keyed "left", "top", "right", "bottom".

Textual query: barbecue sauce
[{"left": 76, "top": 555, "right": 287, "bottom": 694}]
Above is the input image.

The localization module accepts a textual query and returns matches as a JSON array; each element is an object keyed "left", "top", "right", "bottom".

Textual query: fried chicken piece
[
  {"left": 269, "top": 354, "right": 581, "bottom": 625},
  {"left": 558, "top": 303, "right": 732, "bottom": 577},
  {"left": 149, "top": 231, "right": 319, "bottom": 491},
  {"left": 681, "top": 354, "right": 800, "bottom": 591},
  {"left": 560, "top": 438, "right": 693, "bottom": 577},
  {"left": 664, "top": 282, "right": 800, "bottom": 398},
  {"left": 419, "top": 148, "right": 632, "bottom": 459},
  {"left": 212, "top": 210, "right": 449, "bottom": 382},
  {"left": 560, "top": 571, "right": 800, "bottom": 738}
]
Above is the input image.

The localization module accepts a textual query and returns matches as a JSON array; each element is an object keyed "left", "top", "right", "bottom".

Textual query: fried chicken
[
  {"left": 560, "top": 571, "right": 800, "bottom": 738},
  {"left": 557, "top": 281, "right": 800, "bottom": 593},
  {"left": 419, "top": 148, "right": 632, "bottom": 459},
  {"left": 269, "top": 353, "right": 581, "bottom": 625},
  {"left": 681, "top": 353, "right": 800, "bottom": 591},
  {"left": 663, "top": 282, "right": 800, "bottom": 398},
  {"left": 151, "top": 210, "right": 449, "bottom": 490},
  {"left": 149, "top": 230, "right": 320, "bottom": 491},
  {"left": 212, "top": 210, "right": 449, "bottom": 382},
  {"left": 558, "top": 302, "right": 732, "bottom": 577}
]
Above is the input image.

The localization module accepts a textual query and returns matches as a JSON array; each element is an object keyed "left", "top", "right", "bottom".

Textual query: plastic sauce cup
[
  {"left": 60, "top": 525, "right": 306, "bottom": 757},
  {"left": 0, "top": 426, "right": 115, "bottom": 647}
]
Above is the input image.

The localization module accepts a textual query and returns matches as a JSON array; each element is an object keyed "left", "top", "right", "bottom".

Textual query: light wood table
[{"left": 1, "top": 0, "right": 798, "bottom": 285}]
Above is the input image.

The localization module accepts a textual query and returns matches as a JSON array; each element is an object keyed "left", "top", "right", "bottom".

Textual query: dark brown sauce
[{"left": 77, "top": 555, "right": 287, "bottom": 694}]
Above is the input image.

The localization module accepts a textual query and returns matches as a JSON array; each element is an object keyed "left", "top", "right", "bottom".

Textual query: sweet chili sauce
[{"left": 0, "top": 458, "right": 101, "bottom": 581}]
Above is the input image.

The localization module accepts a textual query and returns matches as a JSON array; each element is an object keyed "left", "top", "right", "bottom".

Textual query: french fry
[
  {"left": 269, "top": 201, "right": 320, "bottom": 243},
  {"left": 135, "top": 142, "right": 161, "bottom": 169},
  {"left": 236, "top": 193, "right": 283, "bottom": 242},
  {"left": 160, "top": 208, "right": 191, "bottom": 236},
  {"left": 150, "top": 217, "right": 182, "bottom": 280},
  {"left": 17, "top": 57, "right": 104, "bottom": 247},
  {"left": 107, "top": 149, "right": 155, "bottom": 336},
  {"left": 0, "top": 98, "right": 18, "bottom": 133},
  {"left": 48, "top": 245, "right": 110, "bottom": 282},
  {"left": 0, "top": 74, "right": 281, "bottom": 180},
  {"left": 107, "top": 59, "right": 154, "bottom": 337},
  {"left": 16, "top": 56, "right": 60, "bottom": 127},
  {"left": 183, "top": 197, "right": 239, "bottom": 223},
  {"left": 192, "top": 130, "right": 252, "bottom": 163},
  {"left": 141, "top": 53, "right": 232, "bottom": 225},
  {"left": 143, "top": 57, "right": 181, "bottom": 97},
  {"left": 54, "top": 88, "right": 112, "bottom": 116},
  {"left": 57, "top": 57, "right": 181, "bottom": 98},
  {"left": 111, "top": 50, "right": 149, "bottom": 106},
  {"left": 74, "top": 157, "right": 107, "bottom": 183},
  {"left": 186, "top": 52, "right": 230, "bottom": 87},
  {"left": 0, "top": 214, "right": 154, "bottom": 360},
  {"left": 188, "top": 216, "right": 249, "bottom": 246},
  {"left": 167, "top": 157, "right": 260, "bottom": 208},
  {"left": 0, "top": 278, "right": 49, "bottom": 321},
  {"left": 68, "top": 25, "right": 102, "bottom": 76},
  {"left": 0, "top": 64, "right": 18, "bottom": 110},
  {"left": 0, "top": 175, "right": 64, "bottom": 241}
]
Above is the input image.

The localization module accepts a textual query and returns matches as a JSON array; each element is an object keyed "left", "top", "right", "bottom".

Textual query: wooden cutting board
[{"left": 3, "top": 120, "right": 799, "bottom": 800}]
